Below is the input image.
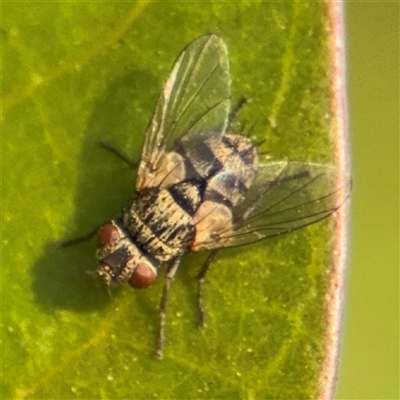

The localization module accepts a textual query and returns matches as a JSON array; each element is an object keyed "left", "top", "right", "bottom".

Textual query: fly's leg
[
  {"left": 196, "top": 250, "right": 218, "bottom": 328},
  {"left": 227, "top": 96, "right": 249, "bottom": 128},
  {"left": 155, "top": 257, "right": 182, "bottom": 360},
  {"left": 50, "top": 140, "right": 136, "bottom": 250},
  {"left": 48, "top": 227, "right": 99, "bottom": 250},
  {"left": 99, "top": 139, "right": 138, "bottom": 169}
]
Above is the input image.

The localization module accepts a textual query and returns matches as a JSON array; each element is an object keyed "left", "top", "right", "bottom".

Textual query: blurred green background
[{"left": 336, "top": 3, "right": 399, "bottom": 399}]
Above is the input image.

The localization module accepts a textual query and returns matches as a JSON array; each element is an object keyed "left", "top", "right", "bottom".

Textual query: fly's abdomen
[
  {"left": 179, "top": 134, "right": 258, "bottom": 203},
  {"left": 191, "top": 134, "right": 259, "bottom": 250}
]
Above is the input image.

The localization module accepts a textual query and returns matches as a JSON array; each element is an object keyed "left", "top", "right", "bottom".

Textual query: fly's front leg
[
  {"left": 51, "top": 140, "right": 137, "bottom": 250},
  {"left": 48, "top": 226, "right": 99, "bottom": 250},
  {"left": 155, "top": 257, "right": 182, "bottom": 360},
  {"left": 196, "top": 250, "right": 218, "bottom": 328},
  {"left": 99, "top": 139, "right": 138, "bottom": 169}
]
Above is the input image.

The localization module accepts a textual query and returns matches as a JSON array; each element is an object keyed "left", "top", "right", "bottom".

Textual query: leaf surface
[{"left": 2, "top": 2, "right": 348, "bottom": 398}]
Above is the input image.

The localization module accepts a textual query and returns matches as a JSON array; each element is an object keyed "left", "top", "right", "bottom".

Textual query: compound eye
[
  {"left": 129, "top": 263, "right": 157, "bottom": 289},
  {"left": 98, "top": 223, "right": 120, "bottom": 247}
]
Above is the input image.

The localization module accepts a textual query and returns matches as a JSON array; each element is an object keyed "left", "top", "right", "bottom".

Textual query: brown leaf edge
[{"left": 318, "top": 2, "right": 352, "bottom": 399}]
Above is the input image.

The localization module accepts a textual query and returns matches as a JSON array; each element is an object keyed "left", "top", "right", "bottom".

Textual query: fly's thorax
[
  {"left": 123, "top": 180, "right": 203, "bottom": 262},
  {"left": 96, "top": 221, "right": 158, "bottom": 289}
]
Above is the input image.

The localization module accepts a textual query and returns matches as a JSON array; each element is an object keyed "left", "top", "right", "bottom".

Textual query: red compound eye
[
  {"left": 97, "top": 223, "right": 120, "bottom": 247},
  {"left": 129, "top": 263, "right": 157, "bottom": 289}
]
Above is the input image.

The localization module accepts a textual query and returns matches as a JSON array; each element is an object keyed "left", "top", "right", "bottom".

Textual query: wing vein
[{"left": 171, "top": 62, "right": 221, "bottom": 138}]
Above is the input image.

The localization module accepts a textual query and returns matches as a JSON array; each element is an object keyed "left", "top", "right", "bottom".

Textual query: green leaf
[{"left": 2, "top": 2, "right": 349, "bottom": 399}]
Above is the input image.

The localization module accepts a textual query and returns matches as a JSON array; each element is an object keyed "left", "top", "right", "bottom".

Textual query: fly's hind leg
[
  {"left": 227, "top": 96, "right": 249, "bottom": 129},
  {"left": 155, "top": 257, "right": 182, "bottom": 360},
  {"left": 99, "top": 139, "right": 138, "bottom": 169},
  {"left": 196, "top": 250, "right": 218, "bottom": 328}
]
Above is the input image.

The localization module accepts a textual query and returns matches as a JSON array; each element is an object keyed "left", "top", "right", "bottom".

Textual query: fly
[{"left": 56, "top": 34, "right": 351, "bottom": 359}]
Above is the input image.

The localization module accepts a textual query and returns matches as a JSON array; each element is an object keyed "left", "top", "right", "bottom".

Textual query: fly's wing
[
  {"left": 194, "top": 161, "right": 351, "bottom": 250},
  {"left": 136, "top": 34, "right": 231, "bottom": 192}
]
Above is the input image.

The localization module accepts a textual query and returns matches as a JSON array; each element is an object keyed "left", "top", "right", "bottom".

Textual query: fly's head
[{"left": 96, "top": 221, "right": 158, "bottom": 289}]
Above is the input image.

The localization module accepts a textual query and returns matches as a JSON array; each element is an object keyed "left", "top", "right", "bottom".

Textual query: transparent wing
[
  {"left": 194, "top": 162, "right": 351, "bottom": 250},
  {"left": 136, "top": 34, "right": 231, "bottom": 192}
]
